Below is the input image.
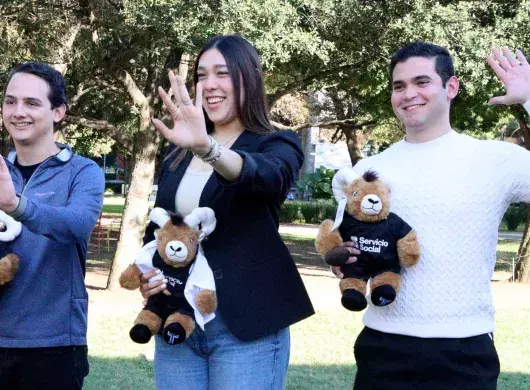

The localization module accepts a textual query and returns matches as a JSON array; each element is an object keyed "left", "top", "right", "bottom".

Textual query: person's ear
[
  {"left": 446, "top": 76, "right": 459, "bottom": 100},
  {"left": 53, "top": 104, "right": 67, "bottom": 123}
]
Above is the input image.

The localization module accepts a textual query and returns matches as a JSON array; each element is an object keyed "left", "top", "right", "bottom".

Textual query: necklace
[{"left": 214, "top": 132, "right": 241, "bottom": 148}]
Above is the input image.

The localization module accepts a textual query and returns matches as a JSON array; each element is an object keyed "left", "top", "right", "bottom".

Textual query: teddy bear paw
[
  {"left": 163, "top": 323, "right": 186, "bottom": 345},
  {"left": 341, "top": 289, "right": 368, "bottom": 311},
  {"left": 371, "top": 285, "right": 396, "bottom": 307},
  {"left": 130, "top": 324, "right": 153, "bottom": 344}
]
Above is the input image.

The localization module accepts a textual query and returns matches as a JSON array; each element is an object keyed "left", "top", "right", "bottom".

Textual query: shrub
[
  {"left": 280, "top": 201, "right": 301, "bottom": 223},
  {"left": 299, "top": 202, "right": 321, "bottom": 224},
  {"left": 279, "top": 200, "right": 339, "bottom": 225},
  {"left": 297, "top": 166, "right": 336, "bottom": 200},
  {"left": 503, "top": 203, "right": 526, "bottom": 231},
  {"left": 320, "top": 199, "right": 338, "bottom": 220}
]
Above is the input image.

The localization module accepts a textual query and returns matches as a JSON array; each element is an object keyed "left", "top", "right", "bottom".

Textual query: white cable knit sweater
[{"left": 353, "top": 130, "right": 530, "bottom": 338}]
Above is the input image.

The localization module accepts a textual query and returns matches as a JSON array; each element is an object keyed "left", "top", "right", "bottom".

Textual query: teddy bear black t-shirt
[
  {"left": 144, "top": 252, "right": 194, "bottom": 320},
  {"left": 338, "top": 211, "right": 413, "bottom": 279}
]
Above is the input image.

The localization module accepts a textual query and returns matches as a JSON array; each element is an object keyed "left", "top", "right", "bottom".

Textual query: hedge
[{"left": 280, "top": 200, "right": 337, "bottom": 224}]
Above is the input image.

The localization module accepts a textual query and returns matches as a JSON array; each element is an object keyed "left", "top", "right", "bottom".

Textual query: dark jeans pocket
[
  {"left": 353, "top": 327, "right": 369, "bottom": 360},
  {"left": 74, "top": 346, "right": 90, "bottom": 381},
  {"left": 456, "top": 334, "right": 500, "bottom": 389}
]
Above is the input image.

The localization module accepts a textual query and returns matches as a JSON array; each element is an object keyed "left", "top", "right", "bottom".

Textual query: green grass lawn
[
  {"left": 84, "top": 286, "right": 530, "bottom": 390},
  {"left": 102, "top": 195, "right": 126, "bottom": 215},
  {"left": 84, "top": 294, "right": 155, "bottom": 389}
]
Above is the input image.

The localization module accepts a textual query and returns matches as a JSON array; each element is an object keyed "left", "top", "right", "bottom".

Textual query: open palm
[
  {"left": 487, "top": 47, "right": 530, "bottom": 106},
  {"left": 152, "top": 71, "right": 209, "bottom": 150},
  {"left": 0, "top": 157, "right": 18, "bottom": 212}
]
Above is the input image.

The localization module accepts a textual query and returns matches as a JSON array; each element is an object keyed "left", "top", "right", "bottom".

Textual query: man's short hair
[
  {"left": 4, "top": 62, "right": 69, "bottom": 109},
  {"left": 390, "top": 42, "right": 455, "bottom": 87}
]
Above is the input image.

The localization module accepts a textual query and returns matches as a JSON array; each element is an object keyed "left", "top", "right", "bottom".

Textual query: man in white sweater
[{"left": 340, "top": 42, "right": 530, "bottom": 389}]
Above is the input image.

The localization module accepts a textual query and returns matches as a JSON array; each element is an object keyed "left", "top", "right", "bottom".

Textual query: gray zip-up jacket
[{"left": 0, "top": 144, "right": 104, "bottom": 347}]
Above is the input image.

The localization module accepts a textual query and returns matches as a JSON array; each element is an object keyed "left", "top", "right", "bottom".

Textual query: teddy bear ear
[
  {"left": 330, "top": 168, "right": 361, "bottom": 231},
  {"left": 184, "top": 207, "right": 217, "bottom": 242},
  {"left": 149, "top": 207, "right": 170, "bottom": 228},
  {"left": 332, "top": 168, "right": 360, "bottom": 202}
]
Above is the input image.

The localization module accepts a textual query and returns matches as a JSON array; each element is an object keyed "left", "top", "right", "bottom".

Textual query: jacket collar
[{"left": 7, "top": 142, "right": 73, "bottom": 165}]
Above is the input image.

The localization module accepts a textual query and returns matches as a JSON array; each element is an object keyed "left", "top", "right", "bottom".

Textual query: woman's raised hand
[{"left": 152, "top": 71, "right": 210, "bottom": 151}]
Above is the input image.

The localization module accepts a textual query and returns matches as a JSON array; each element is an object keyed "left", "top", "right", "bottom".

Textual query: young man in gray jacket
[{"left": 0, "top": 62, "right": 104, "bottom": 389}]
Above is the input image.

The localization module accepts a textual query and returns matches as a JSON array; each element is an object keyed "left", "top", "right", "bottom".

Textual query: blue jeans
[{"left": 154, "top": 312, "right": 290, "bottom": 390}]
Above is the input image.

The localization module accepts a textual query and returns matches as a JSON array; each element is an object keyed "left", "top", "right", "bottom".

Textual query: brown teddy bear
[
  {"left": 0, "top": 210, "right": 22, "bottom": 288},
  {"left": 315, "top": 168, "right": 420, "bottom": 311},
  {"left": 119, "top": 207, "right": 218, "bottom": 345}
]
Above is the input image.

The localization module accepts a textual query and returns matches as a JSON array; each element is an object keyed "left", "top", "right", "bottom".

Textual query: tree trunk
[
  {"left": 178, "top": 53, "right": 191, "bottom": 79},
  {"left": 107, "top": 107, "right": 157, "bottom": 290},
  {"left": 123, "top": 156, "right": 134, "bottom": 189},
  {"left": 511, "top": 106, "right": 530, "bottom": 282},
  {"left": 515, "top": 204, "right": 530, "bottom": 283},
  {"left": 300, "top": 127, "right": 313, "bottom": 176},
  {"left": 342, "top": 126, "right": 365, "bottom": 166}
]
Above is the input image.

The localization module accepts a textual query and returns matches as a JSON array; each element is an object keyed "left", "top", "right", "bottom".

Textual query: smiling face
[
  {"left": 196, "top": 48, "right": 243, "bottom": 129},
  {"left": 391, "top": 56, "right": 458, "bottom": 137},
  {"left": 2, "top": 72, "right": 66, "bottom": 147}
]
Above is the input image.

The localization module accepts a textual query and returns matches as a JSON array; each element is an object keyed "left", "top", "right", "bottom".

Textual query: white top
[
  {"left": 353, "top": 130, "right": 530, "bottom": 338},
  {"left": 175, "top": 168, "right": 213, "bottom": 216},
  {"left": 171, "top": 166, "right": 217, "bottom": 330}
]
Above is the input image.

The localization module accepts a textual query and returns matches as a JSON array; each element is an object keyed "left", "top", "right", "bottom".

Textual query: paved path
[
  {"left": 499, "top": 231, "right": 523, "bottom": 240},
  {"left": 279, "top": 224, "right": 318, "bottom": 237}
]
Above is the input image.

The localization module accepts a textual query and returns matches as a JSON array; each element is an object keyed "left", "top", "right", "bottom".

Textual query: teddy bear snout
[
  {"left": 165, "top": 240, "right": 189, "bottom": 263},
  {"left": 361, "top": 194, "right": 383, "bottom": 215}
]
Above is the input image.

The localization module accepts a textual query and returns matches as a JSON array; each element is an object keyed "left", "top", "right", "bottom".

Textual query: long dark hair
[{"left": 167, "top": 35, "right": 275, "bottom": 171}]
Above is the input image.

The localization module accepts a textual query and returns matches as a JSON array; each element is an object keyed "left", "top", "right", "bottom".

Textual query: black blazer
[{"left": 144, "top": 130, "right": 315, "bottom": 341}]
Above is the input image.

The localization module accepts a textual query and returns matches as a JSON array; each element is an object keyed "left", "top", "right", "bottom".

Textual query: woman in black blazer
[{"left": 142, "top": 35, "right": 314, "bottom": 389}]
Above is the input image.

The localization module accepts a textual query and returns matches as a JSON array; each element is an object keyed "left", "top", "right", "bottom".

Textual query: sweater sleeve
[
  {"left": 11, "top": 160, "right": 104, "bottom": 244},
  {"left": 214, "top": 131, "right": 303, "bottom": 201}
]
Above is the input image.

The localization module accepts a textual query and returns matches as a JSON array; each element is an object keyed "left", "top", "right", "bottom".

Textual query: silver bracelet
[
  {"left": 193, "top": 136, "right": 222, "bottom": 164},
  {"left": 193, "top": 136, "right": 214, "bottom": 159}
]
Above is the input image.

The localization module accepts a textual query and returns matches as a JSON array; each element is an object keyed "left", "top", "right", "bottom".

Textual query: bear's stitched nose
[
  {"left": 170, "top": 245, "right": 182, "bottom": 252},
  {"left": 368, "top": 199, "right": 379, "bottom": 205}
]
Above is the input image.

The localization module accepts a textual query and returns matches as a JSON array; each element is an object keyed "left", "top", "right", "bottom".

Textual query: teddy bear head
[
  {"left": 344, "top": 170, "right": 391, "bottom": 223},
  {"left": 149, "top": 207, "right": 217, "bottom": 269},
  {"left": 155, "top": 213, "right": 200, "bottom": 268},
  {"left": 335, "top": 169, "right": 391, "bottom": 223}
]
